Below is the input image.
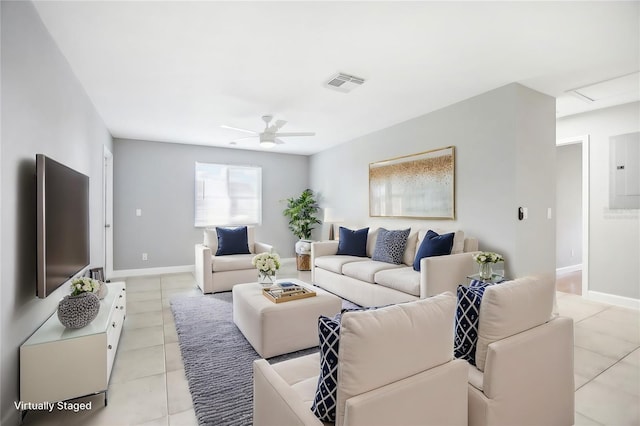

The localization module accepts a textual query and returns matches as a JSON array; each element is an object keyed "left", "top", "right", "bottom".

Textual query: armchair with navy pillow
[{"left": 194, "top": 226, "right": 273, "bottom": 293}]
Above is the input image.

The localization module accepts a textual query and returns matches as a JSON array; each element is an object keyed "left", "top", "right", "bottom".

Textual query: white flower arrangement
[
  {"left": 70, "top": 277, "right": 101, "bottom": 296},
  {"left": 473, "top": 251, "right": 504, "bottom": 265},
  {"left": 252, "top": 252, "right": 281, "bottom": 276}
]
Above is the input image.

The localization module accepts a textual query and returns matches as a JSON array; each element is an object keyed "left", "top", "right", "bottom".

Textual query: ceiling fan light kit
[{"left": 222, "top": 114, "right": 315, "bottom": 149}]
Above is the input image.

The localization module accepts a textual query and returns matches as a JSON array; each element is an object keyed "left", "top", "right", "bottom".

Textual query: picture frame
[
  {"left": 369, "top": 146, "right": 455, "bottom": 219},
  {"left": 89, "top": 267, "right": 105, "bottom": 282}
]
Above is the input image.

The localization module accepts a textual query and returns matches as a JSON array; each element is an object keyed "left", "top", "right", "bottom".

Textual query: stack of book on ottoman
[{"left": 263, "top": 281, "right": 316, "bottom": 303}]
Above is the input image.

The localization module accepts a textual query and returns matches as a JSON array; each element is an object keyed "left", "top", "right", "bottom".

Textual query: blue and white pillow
[
  {"left": 454, "top": 280, "right": 492, "bottom": 365},
  {"left": 311, "top": 314, "right": 341, "bottom": 422},
  {"left": 372, "top": 228, "right": 411, "bottom": 264}
]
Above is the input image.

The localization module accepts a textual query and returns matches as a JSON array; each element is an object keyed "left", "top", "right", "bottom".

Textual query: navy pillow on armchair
[
  {"left": 413, "top": 230, "right": 454, "bottom": 271},
  {"left": 336, "top": 227, "right": 369, "bottom": 257},
  {"left": 215, "top": 226, "right": 251, "bottom": 256}
]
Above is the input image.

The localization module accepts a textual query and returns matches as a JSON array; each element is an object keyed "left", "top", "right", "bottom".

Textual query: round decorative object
[
  {"left": 97, "top": 282, "right": 108, "bottom": 300},
  {"left": 258, "top": 271, "right": 276, "bottom": 288},
  {"left": 57, "top": 292, "right": 101, "bottom": 329},
  {"left": 479, "top": 263, "right": 493, "bottom": 280}
]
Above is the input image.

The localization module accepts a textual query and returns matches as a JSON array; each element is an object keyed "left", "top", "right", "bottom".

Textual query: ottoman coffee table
[{"left": 232, "top": 279, "right": 342, "bottom": 358}]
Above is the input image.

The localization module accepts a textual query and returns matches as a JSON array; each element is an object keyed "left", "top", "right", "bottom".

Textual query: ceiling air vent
[{"left": 325, "top": 73, "right": 365, "bottom": 93}]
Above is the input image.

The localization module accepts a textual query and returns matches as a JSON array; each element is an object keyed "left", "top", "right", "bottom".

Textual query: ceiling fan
[{"left": 221, "top": 115, "right": 315, "bottom": 148}]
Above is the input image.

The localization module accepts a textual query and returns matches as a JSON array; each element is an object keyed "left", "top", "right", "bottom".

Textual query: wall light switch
[
  {"left": 136, "top": 209, "right": 142, "bottom": 217},
  {"left": 547, "top": 207, "right": 553, "bottom": 219},
  {"left": 522, "top": 207, "right": 528, "bottom": 220}
]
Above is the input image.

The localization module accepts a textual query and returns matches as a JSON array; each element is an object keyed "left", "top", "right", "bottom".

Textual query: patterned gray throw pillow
[{"left": 371, "top": 228, "right": 411, "bottom": 264}]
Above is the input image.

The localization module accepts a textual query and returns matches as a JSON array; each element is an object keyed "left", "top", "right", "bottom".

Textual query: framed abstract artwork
[{"left": 369, "top": 146, "right": 455, "bottom": 219}]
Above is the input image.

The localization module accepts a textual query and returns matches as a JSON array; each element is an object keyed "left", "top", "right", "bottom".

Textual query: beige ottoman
[{"left": 232, "top": 280, "right": 342, "bottom": 358}]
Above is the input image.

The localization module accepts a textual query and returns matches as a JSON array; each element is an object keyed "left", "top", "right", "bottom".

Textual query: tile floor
[{"left": 23, "top": 261, "right": 640, "bottom": 425}]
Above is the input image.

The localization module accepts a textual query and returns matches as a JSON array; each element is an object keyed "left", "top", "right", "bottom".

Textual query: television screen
[{"left": 36, "top": 154, "right": 90, "bottom": 298}]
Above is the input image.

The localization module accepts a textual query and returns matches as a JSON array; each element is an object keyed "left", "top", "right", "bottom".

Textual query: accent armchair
[
  {"left": 253, "top": 292, "right": 468, "bottom": 426},
  {"left": 194, "top": 226, "right": 273, "bottom": 294},
  {"left": 467, "top": 275, "right": 575, "bottom": 426}
]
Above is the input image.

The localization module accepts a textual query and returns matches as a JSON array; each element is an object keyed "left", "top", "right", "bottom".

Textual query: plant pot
[
  {"left": 258, "top": 271, "right": 276, "bottom": 288},
  {"left": 479, "top": 263, "right": 493, "bottom": 280},
  {"left": 97, "top": 282, "right": 108, "bottom": 300},
  {"left": 57, "top": 292, "right": 100, "bottom": 329}
]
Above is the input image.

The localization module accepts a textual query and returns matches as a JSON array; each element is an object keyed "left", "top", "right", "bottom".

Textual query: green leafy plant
[{"left": 283, "top": 189, "right": 321, "bottom": 240}]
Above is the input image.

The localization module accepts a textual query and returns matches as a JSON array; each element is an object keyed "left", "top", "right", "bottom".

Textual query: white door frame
[
  {"left": 556, "top": 135, "right": 590, "bottom": 296},
  {"left": 103, "top": 146, "right": 114, "bottom": 280}
]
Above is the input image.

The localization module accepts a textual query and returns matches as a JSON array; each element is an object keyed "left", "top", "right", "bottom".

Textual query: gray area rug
[{"left": 171, "top": 291, "right": 356, "bottom": 425}]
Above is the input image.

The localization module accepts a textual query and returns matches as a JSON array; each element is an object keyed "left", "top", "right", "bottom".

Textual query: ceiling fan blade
[
  {"left": 231, "top": 136, "right": 257, "bottom": 142},
  {"left": 274, "top": 132, "right": 315, "bottom": 137},
  {"left": 274, "top": 138, "right": 285, "bottom": 145},
  {"left": 220, "top": 124, "right": 258, "bottom": 135},
  {"left": 274, "top": 119, "right": 287, "bottom": 130}
]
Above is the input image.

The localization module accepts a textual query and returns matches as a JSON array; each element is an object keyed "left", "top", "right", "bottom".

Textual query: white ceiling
[{"left": 32, "top": 1, "right": 640, "bottom": 155}]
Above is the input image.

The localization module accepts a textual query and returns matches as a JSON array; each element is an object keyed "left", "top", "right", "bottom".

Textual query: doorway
[
  {"left": 556, "top": 136, "right": 589, "bottom": 296},
  {"left": 103, "top": 146, "right": 113, "bottom": 280}
]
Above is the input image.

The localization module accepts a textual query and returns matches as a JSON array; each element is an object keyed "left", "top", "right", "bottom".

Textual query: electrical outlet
[{"left": 142, "top": 253, "right": 148, "bottom": 261}]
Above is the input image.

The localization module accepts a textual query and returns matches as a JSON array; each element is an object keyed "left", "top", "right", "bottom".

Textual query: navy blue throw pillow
[
  {"left": 454, "top": 280, "right": 491, "bottom": 365},
  {"left": 413, "top": 230, "right": 454, "bottom": 271},
  {"left": 311, "top": 314, "right": 341, "bottom": 422},
  {"left": 336, "top": 227, "right": 369, "bottom": 257},
  {"left": 215, "top": 226, "right": 251, "bottom": 256}
]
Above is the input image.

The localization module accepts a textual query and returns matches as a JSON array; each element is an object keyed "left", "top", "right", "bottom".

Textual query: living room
[{"left": 2, "top": 1, "right": 639, "bottom": 425}]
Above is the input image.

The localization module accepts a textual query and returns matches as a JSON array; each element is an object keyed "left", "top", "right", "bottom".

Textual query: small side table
[{"left": 466, "top": 273, "right": 506, "bottom": 284}]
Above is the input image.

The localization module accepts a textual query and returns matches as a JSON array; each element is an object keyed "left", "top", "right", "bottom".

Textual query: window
[{"left": 195, "top": 162, "right": 262, "bottom": 227}]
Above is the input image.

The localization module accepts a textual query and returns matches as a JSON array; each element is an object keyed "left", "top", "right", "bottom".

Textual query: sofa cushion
[
  {"left": 210, "top": 253, "right": 255, "bottom": 272},
  {"left": 342, "top": 260, "right": 402, "bottom": 283},
  {"left": 454, "top": 280, "right": 492, "bottom": 366},
  {"left": 215, "top": 226, "right": 251, "bottom": 256},
  {"left": 413, "top": 230, "right": 454, "bottom": 271},
  {"left": 402, "top": 232, "right": 419, "bottom": 266},
  {"left": 366, "top": 228, "right": 379, "bottom": 258},
  {"left": 311, "top": 314, "right": 342, "bottom": 422},
  {"left": 203, "top": 228, "right": 218, "bottom": 252},
  {"left": 371, "top": 228, "right": 411, "bottom": 265},
  {"left": 336, "top": 227, "right": 369, "bottom": 257},
  {"left": 374, "top": 266, "right": 421, "bottom": 297},
  {"left": 475, "top": 275, "right": 555, "bottom": 372},
  {"left": 418, "top": 229, "right": 465, "bottom": 255},
  {"left": 314, "top": 255, "right": 368, "bottom": 274}
]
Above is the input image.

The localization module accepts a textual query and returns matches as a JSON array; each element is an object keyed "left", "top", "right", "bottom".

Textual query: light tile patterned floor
[{"left": 22, "top": 261, "right": 640, "bottom": 425}]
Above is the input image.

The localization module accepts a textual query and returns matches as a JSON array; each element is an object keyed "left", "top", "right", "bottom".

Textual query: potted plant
[{"left": 283, "top": 189, "right": 321, "bottom": 270}]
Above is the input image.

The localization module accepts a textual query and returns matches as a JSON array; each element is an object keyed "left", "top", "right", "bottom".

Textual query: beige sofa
[
  {"left": 194, "top": 226, "right": 273, "bottom": 294},
  {"left": 253, "top": 292, "right": 468, "bottom": 426},
  {"left": 312, "top": 228, "right": 479, "bottom": 307},
  {"left": 467, "top": 275, "right": 575, "bottom": 426}
]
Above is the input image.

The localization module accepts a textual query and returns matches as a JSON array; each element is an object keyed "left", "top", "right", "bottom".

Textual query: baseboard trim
[
  {"left": 556, "top": 264, "right": 582, "bottom": 275},
  {"left": 111, "top": 265, "right": 195, "bottom": 279},
  {"left": 586, "top": 290, "right": 640, "bottom": 310}
]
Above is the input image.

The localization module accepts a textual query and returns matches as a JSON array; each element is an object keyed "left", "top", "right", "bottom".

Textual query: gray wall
[
  {"left": 557, "top": 102, "right": 640, "bottom": 299},
  {"left": 112, "top": 138, "right": 309, "bottom": 270},
  {"left": 310, "top": 83, "right": 557, "bottom": 279},
  {"left": 1, "top": 2, "right": 113, "bottom": 424},
  {"left": 556, "top": 144, "right": 583, "bottom": 268}
]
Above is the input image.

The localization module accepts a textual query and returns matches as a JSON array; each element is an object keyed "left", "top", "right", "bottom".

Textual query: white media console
[{"left": 20, "top": 282, "right": 126, "bottom": 406}]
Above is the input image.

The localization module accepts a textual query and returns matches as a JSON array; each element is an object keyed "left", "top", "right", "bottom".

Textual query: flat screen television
[{"left": 36, "top": 154, "right": 90, "bottom": 298}]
